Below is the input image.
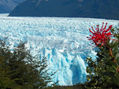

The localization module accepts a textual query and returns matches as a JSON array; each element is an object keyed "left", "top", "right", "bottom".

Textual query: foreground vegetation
[{"left": 0, "top": 40, "right": 55, "bottom": 89}]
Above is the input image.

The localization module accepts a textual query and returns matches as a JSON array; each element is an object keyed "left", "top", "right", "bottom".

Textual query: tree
[
  {"left": 86, "top": 23, "right": 119, "bottom": 89},
  {"left": 0, "top": 40, "right": 54, "bottom": 89}
]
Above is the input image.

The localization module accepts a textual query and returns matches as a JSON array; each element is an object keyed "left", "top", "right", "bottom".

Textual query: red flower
[{"left": 88, "top": 22, "right": 112, "bottom": 47}]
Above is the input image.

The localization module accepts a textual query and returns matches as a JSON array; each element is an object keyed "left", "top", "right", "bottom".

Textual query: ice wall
[{"left": 0, "top": 16, "right": 118, "bottom": 85}]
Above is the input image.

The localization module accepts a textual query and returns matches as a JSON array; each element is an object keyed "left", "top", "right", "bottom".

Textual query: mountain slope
[
  {"left": 9, "top": 0, "right": 119, "bottom": 20},
  {"left": 0, "top": 0, "right": 25, "bottom": 13}
]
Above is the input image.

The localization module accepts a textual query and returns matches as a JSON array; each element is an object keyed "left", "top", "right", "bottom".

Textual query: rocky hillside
[
  {"left": 0, "top": 0, "right": 25, "bottom": 13},
  {"left": 9, "top": 0, "right": 119, "bottom": 20}
]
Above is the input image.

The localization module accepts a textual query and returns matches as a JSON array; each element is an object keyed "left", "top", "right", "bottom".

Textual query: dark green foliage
[
  {"left": 45, "top": 84, "right": 85, "bottom": 89},
  {"left": 0, "top": 40, "right": 54, "bottom": 89},
  {"left": 85, "top": 27, "right": 119, "bottom": 89}
]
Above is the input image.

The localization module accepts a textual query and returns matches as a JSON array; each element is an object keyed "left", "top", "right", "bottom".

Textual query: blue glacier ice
[{"left": 0, "top": 14, "right": 119, "bottom": 85}]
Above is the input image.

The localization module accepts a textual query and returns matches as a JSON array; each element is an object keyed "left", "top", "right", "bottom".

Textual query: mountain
[
  {"left": 0, "top": 0, "right": 25, "bottom": 13},
  {"left": 9, "top": 0, "right": 119, "bottom": 20}
]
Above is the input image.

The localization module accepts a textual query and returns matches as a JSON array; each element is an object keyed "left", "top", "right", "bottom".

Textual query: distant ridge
[
  {"left": 0, "top": 0, "right": 25, "bottom": 13},
  {"left": 9, "top": 0, "right": 119, "bottom": 20}
]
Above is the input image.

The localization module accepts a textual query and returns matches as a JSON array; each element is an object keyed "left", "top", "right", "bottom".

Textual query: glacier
[{"left": 0, "top": 14, "right": 119, "bottom": 85}]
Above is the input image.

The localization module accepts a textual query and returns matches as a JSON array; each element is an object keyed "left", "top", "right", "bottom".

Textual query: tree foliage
[
  {"left": 0, "top": 40, "right": 54, "bottom": 89},
  {"left": 86, "top": 24, "right": 119, "bottom": 89}
]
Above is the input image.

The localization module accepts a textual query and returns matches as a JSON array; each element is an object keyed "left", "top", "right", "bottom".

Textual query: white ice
[{"left": 0, "top": 15, "right": 119, "bottom": 85}]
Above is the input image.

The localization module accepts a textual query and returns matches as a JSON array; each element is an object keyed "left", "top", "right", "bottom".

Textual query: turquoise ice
[{"left": 0, "top": 15, "right": 119, "bottom": 85}]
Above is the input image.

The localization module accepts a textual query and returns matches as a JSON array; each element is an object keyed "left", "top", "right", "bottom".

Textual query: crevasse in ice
[{"left": 0, "top": 15, "right": 119, "bottom": 85}]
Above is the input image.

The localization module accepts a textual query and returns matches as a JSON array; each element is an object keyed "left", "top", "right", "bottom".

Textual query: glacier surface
[{"left": 0, "top": 15, "right": 119, "bottom": 85}]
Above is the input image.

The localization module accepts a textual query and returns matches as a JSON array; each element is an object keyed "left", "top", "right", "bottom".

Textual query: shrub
[
  {"left": 0, "top": 40, "right": 54, "bottom": 89},
  {"left": 86, "top": 23, "right": 119, "bottom": 89}
]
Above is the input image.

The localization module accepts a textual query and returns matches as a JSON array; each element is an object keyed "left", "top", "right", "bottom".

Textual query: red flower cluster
[{"left": 88, "top": 22, "right": 112, "bottom": 47}]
